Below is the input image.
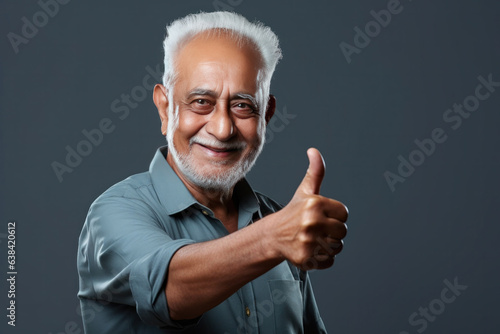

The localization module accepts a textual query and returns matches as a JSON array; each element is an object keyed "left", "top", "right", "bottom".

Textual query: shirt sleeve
[{"left": 78, "top": 193, "right": 199, "bottom": 329}]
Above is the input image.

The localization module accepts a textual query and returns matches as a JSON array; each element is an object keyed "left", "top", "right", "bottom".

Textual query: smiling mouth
[{"left": 197, "top": 143, "right": 239, "bottom": 153}]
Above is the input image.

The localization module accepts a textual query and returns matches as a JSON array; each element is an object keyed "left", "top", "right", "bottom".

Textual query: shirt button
[
  {"left": 201, "top": 210, "right": 209, "bottom": 216},
  {"left": 245, "top": 306, "right": 251, "bottom": 317}
]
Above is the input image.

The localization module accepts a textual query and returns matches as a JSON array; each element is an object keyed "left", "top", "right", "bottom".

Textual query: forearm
[
  {"left": 165, "top": 148, "right": 349, "bottom": 321},
  {"left": 165, "top": 216, "right": 283, "bottom": 320}
]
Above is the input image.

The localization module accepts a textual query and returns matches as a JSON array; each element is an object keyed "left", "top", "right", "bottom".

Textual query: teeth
[
  {"left": 193, "top": 140, "right": 243, "bottom": 152},
  {"left": 191, "top": 137, "right": 245, "bottom": 151}
]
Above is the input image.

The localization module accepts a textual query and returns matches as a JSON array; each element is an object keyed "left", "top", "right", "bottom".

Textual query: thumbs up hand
[{"left": 268, "top": 148, "right": 348, "bottom": 270}]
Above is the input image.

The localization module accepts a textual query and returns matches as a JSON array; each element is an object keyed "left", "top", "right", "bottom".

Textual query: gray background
[{"left": 1, "top": 0, "right": 499, "bottom": 333}]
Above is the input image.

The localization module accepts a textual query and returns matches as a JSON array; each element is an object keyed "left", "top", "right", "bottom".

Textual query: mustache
[{"left": 189, "top": 136, "right": 247, "bottom": 151}]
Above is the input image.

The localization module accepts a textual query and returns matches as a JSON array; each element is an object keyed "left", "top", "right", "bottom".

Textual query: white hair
[
  {"left": 162, "top": 12, "right": 281, "bottom": 193},
  {"left": 162, "top": 11, "right": 282, "bottom": 112}
]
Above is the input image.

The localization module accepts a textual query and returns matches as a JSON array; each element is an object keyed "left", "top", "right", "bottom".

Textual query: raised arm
[{"left": 166, "top": 148, "right": 349, "bottom": 320}]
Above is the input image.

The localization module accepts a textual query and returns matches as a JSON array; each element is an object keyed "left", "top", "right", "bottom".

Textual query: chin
[{"left": 189, "top": 166, "right": 245, "bottom": 190}]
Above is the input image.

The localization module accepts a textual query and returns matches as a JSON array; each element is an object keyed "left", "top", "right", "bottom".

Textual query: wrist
[{"left": 254, "top": 214, "right": 285, "bottom": 263}]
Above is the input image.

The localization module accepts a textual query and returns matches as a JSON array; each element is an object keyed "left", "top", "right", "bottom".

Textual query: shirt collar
[{"left": 149, "top": 146, "right": 260, "bottom": 216}]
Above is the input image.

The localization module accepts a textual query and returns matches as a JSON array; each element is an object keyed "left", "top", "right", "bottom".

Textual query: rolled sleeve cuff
[{"left": 129, "top": 238, "right": 200, "bottom": 329}]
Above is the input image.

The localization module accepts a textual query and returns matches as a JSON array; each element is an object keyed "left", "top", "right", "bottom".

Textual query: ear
[
  {"left": 153, "top": 84, "right": 169, "bottom": 136},
  {"left": 264, "top": 94, "right": 276, "bottom": 124}
]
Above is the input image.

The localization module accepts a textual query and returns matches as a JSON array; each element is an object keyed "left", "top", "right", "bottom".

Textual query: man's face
[{"left": 164, "top": 32, "right": 270, "bottom": 193}]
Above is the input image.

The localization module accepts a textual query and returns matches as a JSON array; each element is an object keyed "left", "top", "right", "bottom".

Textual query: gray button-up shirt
[{"left": 77, "top": 146, "right": 327, "bottom": 333}]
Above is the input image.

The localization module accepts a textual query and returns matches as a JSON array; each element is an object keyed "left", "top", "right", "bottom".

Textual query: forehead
[{"left": 174, "top": 31, "right": 263, "bottom": 95}]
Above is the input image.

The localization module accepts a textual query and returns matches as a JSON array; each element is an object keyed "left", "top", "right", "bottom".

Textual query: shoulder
[
  {"left": 83, "top": 171, "right": 166, "bottom": 236},
  {"left": 88, "top": 171, "right": 161, "bottom": 215},
  {"left": 96, "top": 171, "right": 154, "bottom": 201}
]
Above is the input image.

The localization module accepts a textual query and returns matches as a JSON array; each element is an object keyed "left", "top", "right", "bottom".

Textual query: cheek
[
  {"left": 175, "top": 112, "right": 207, "bottom": 142},
  {"left": 235, "top": 118, "right": 262, "bottom": 146}
]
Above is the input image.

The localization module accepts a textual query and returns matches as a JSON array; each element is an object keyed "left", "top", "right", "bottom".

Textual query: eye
[
  {"left": 232, "top": 102, "right": 257, "bottom": 115},
  {"left": 190, "top": 98, "right": 214, "bottom": 113},
  {"left": 195, "top": 99, "right": 208, "bottom": 105}
]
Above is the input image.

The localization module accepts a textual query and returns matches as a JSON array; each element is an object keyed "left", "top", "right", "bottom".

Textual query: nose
[{"left": 205, "top": 103, "right": 235, "bottom": 141}]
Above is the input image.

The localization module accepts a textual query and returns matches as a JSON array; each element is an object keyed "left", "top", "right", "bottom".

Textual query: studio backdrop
[{"left": 1, "top": 0, "right": 499, "bottom": 333}]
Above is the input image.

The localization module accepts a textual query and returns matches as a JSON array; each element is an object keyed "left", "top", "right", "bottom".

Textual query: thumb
[{"left": 297, "top": 148, "right": 325, "bottom": 195}]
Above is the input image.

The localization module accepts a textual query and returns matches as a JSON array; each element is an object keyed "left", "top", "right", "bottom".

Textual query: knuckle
[
  {"left": 339, "top": 203, "right": 349, "bottom": 222},
  {"left": 332, "top": 240, "right": 343, "bottom": 254},
  {"left": 301, "top": 218, "right": 318, "bottom": 233},
  {"left": 338, "top": 223, "right": 348, "bottom": 239},
  {"left": 304, "top": 196, "right": 322, "bottom": 211},
  {"left": 330, "top": 200, "right": 349, "bottom": 222},
  {"left": 297, "top": 231, "right": 315, "bottom": 245}
]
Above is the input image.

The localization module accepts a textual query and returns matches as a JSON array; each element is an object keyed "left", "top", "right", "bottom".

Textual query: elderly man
[{"left": 77, "top": 11, "right": 348, "bottom": 333}]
